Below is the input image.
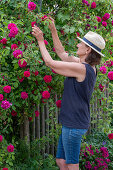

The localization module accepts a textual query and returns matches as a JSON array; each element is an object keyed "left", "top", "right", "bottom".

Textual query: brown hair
[{"left": 85, "top": 45, "right": 101, "bottom": 66}]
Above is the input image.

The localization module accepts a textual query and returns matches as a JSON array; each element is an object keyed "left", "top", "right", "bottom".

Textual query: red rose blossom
[
  {"left": 0, "top": 135, "right": 3, "bottom": 142},
  {"left": 33, "top": 71, "right": 39, "bottom": 76},
  {"left": 1, "top": 38, "right": 7, "bottom": 44},
  {"left": 28, "top": 2, "right": 36, "bottom": 11},
  {"left": 41, "top": 15, "right": 48, "bottom": 21},
  {"left": 44, "top": 40, "right": 48, "bottom": 45},
  {"left": 11, "top": 110, "right": 17, "bottom": 116},
  {"left": 21, "top": 92, "right": 28, "bottom": 99},
  {"left": 91, "top": 2, "right": 96, "bottom": 8},
  {"left": 3, "top": 85, "right": 11, "bottom": 93},
  {"left": 102, "top": 21, "right": 107, "bottom": 27},
  {"left": 108, "top": 133, "right": 113, "bottom": 139},
  {"left": 28, "top": 117, "right": 32, "bottom": 121},
  {"left": 2, "top": 168, "right": 8, "bottom": 170},
  {"left": 31, "top": 21, "right": 36, "bottom": 27},
  {"left": 11, "top": 44, "right": 18, "bottom": 50},
  {"left": 43, "top": 75, "right": 52, "bottom": 83},
  {"left": 96, "top": 16, "right": 101, "bottom": 22},
  {"left": 100, "top": 66, "right": 107, "bottom": 74},
  {"left": 108, "top": 71, "right": 113, "bottom": 80},
  {"left": 10, "top": 27, "right": 18, "bottom": 35},
  {"left": 7, "top": 144, "right": 14, "bottom": 152},
  {"left": 18, "top": 77, "right": 24, "bottom": 82},
  {"left": 24, "top": 71, "right": 30, "bottom": 77},
  {"left": 102, "top": 13, "right": 110, "bottom": 21},
  {"left": 56, "top": 100, "right": 61, "bottom": 108},
  {"left": 8, "top": 23, "right": 17, "bottom": 30},
  {"left": 35, "top": 110, "right": 40, "bottom": 117},
  {"left": 0, "top": 94, "right": 4, "bottom": 101},
  {"left": 42, "top": 91, "right": 50, "bottom": 99},
  {"left": 18, "top": 59, "right": 27, "bottom": 68}
]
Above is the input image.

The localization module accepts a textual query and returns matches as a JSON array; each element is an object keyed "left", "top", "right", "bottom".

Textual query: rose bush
[{"left": 0, "top": 0, "right": 113, "bottom": 168}]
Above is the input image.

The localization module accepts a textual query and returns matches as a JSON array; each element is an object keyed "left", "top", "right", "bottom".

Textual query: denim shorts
[{"left": 56, "top": 126, "right": 87, "bottom": 164}]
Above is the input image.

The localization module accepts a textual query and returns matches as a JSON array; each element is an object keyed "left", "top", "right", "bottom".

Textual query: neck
[{"left": 79, "top": 55, "right": 88, "bottom": 63}]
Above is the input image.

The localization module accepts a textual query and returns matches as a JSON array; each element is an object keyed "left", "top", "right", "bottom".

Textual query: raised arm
[
  {"left": 47, "top": 17, "right": 80, "bottom": 63},
  {"left": 32, "top": 26, "right": 86, "bottom": 80}
]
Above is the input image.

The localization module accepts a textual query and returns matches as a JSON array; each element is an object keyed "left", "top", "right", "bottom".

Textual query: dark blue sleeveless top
[{"left": 59, "top": 63, "right": 97, "bottom": 129}]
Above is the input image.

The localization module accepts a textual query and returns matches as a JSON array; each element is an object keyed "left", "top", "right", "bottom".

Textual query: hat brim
[{"left": 77, "top": 37, "right": 105, "bottom": 57}]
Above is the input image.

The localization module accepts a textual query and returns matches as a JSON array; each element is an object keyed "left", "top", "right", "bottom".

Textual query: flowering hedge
[{"left": 0, "top": 0, "right": 113, "bottom": 139}]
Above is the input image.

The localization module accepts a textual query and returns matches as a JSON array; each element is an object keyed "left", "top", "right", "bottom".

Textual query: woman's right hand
[{"left": 47, "top": 17, "right": 56, "bottom": 32}]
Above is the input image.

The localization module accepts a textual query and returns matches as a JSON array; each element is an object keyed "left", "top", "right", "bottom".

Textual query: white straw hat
[{"left": 77, "top": 31, "right": 105, "bottom": 57}]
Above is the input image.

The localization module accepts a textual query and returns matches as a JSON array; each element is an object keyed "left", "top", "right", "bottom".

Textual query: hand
[
  {"left": 43, "top": 17, "right": 56, "bottom": 32},
  {"left": 32, "top": 26, "right": 44, "bottom": 42},
  {"left": 48, "top": 17, "right": 56, "bottom": 32}
]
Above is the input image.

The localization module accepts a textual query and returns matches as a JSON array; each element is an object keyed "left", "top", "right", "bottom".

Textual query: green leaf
[
  {"left": 13, "top": 82, "right": 18, "bottom": 88},
  {"left": 14, "top": 63, "right": 19, "bottom": 69},
  {"left": 70, "top": 27, "right": 75, "bottom": 33}
]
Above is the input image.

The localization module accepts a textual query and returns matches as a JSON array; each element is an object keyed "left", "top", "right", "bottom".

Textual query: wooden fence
[{"left": 20, "top": 83, "right": 109, "bottom": 157}]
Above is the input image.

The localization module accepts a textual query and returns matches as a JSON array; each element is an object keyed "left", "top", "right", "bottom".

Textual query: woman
[{"left": 32, "top": 18, "right": 105, "bottom": 170}]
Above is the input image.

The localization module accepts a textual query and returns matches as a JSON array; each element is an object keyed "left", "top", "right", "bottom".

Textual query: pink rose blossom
[
  {"left": 91, "top": 2, "right": 96, "bottom": 8},
  {"left": 21, "top": 92, "right": 28, "bottom": 99},
  {"left": 99, "top": 66, "right": 107, "bottom": 74},
  {"left": 100, "top": 147, "right": 109, "bottom": 158},
  {"left": 104, "top": 60, "right": 113, "bottom": 67},
  {"left": 44, "top": 40, "right": 48, "bottom": 45},
  {"left": 10, "top": 27, "right": 18, "bottom": 35},
  {"left": 108, "top": 71, "right": 113, "bottom": 80},
  {"left": 28, "top": 2, "right": 36, "bottom": 11},
  {"left": 56, "top": 100, "right": 61, "bottom": 108},
  {"left": 8, "top": 33, "right": 15, "bottom": 38},
  {"left": 3, "top": 85, "right": 11, "bottom": 93},
  {"left": 41, "top": 15, "right": 47, "bottom": 21},
  {"left": 7, "top": 144, "right": 14, "bottom": 152},
  {"left": 42, "top": 91, "right": 50, "bottom": 99},
  {"left": 13, "top": 49, "right": 23, "bottom": 59},
  {"left": 24, "top": 71, "right": 30, "bottom": 77},
  {"left": 1, "top": 100, "right": 11, "bottom": 109},
  {"left": 18, "top": 59, "right": 27, "bottom": 68},
  {"left": 35, "top": 110, "right": 40, "bottom": 117},
  {"left": 0, "top": 135, "right": 3, "bottom": 142},
  {"left": 2, "top": 168, "right": 8, "bottom": 170},
  {"left": 11, "top": 44, "right": 18, "bottom": 50},
  {"left": 31, "top": 21, "right": 36, "bottom": 27},
  {"left": 1, "top": 38, "right": 7, "bottom": 44},
  {"left": 8, "top": 23, "right": 17, "bottom": 30},
  {"left": 43, "top": 75, "right": 52, "bottom": 83},
  {"left": 85, "top": 161, "right": 92, "bottom": 169},
  {"left": 102, "top": 13, "right": 110, "bottom": 21},
  {"left": 96, "top": 16, "right": 101, "bottom": 22},
  {"left": 94, "top": 26, "right": 97, "bottom": 29},
  {"left": 102, "top": 21, "right": 107, "bottom": 27},
  {"left": 11, "top": 110, "right": 17, "bottom": 116},
  {"left": 0, "top": 94, "right": 4, "bottom": 101}
]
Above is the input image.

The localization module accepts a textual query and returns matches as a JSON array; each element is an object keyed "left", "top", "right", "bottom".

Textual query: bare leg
[
  {"left": 67, "top": 164, "right": 79, "bottom": 170},
  {"left": 56, "top": 158, "right": 69, "bottom": 170}
]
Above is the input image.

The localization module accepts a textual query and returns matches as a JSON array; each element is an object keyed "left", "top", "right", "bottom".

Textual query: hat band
[{"left": 83, "top": 37, "right": 101, "bottom": 52}]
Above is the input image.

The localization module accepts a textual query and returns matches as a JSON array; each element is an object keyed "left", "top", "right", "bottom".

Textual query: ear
[{"left": 87, "top": 47, "right": 92, "bottom": 54}]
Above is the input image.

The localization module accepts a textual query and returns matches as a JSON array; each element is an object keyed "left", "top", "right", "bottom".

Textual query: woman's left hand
[{"left": 32, "top": 26, "right": 44, "bottom": 42}]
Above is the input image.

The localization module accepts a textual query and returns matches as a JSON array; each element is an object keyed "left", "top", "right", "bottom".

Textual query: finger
[{"left": 49, "top": 17, "right": 54, "bottom": 22}]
